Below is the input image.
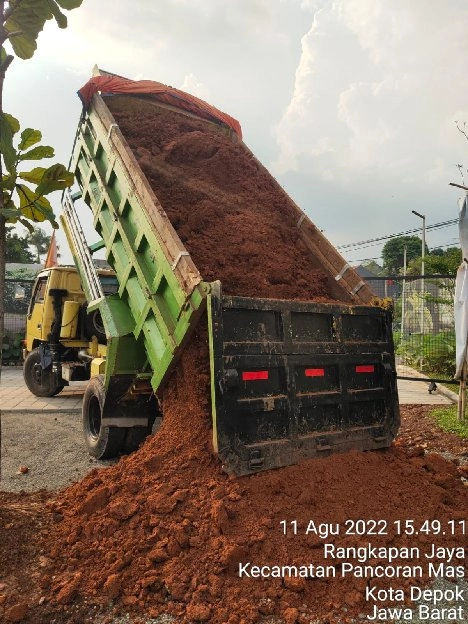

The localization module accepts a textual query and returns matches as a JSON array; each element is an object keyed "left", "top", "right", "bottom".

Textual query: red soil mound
[{"left": 105, "top": 95, "right": 341, "bottom": 302}]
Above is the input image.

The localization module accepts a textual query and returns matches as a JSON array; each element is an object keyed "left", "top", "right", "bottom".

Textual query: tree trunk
[
  {"left": 0, "top": 0, "right": 6, "bottom": 480},
  {"left": 0, "top": 214, "right": 4, "bottom": 480}
]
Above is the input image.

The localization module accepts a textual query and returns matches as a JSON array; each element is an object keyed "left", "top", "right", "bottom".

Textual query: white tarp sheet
[{"left": 454, "top": 193, "right": 468, "bottom": 378}]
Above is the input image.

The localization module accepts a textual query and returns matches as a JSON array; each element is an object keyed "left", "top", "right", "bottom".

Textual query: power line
[
  {"left": 344, "top": 239, "right": 461, "bottom": 265},
  {"left": 346, "top": 256, "right": 382, "bottom": 263},
  {"left": 336, "top": 219, "right": 458, "bottom": 251}
]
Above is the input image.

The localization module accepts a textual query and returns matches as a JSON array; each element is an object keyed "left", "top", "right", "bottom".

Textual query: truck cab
[{"left": 24, "top": 266, "right": 117, "bottom": 396}]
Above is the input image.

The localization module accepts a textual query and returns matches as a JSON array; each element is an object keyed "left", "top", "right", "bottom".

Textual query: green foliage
[
  {"left": 361, "top": 260, "right": 384, "bottom": 276},
  {"left": 430, "top": 406, "right": 468, "bottom": 437},
  {"left": 6, "top": 265, "right": 37, "bottom": 279},
  {"left": 408, "top": 247, "right": 461, "bottom": 276},
  {"left": 382, "top": 236, "right": 428, "bottom": 274},
  {"left": 406, "top": 247, "right": 459, "bottom": 308},
  {"left": 5, "top": 225, "right": 34, "bottom": 262},
  {"left": 396, "top": 331, "right": 456, "bottom": 378},
  {"left": 0, "top": 113, "right": 74, "bottom": 228},
  {"left": 2, "top": 330, "right": 24, "bottom": 363},
  {"left": 27, "top": 226, "right": 49, "bottom": 262},
  {"left": 0, "top": 0, "right": 82, "bottom": 231},
  {"left": 4, "top": 0, "right": 83, "bottom": 60}
]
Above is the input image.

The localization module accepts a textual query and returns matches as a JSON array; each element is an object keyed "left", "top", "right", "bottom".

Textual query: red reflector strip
[
  {"left": 242, "top": 371, "right": 269, "bottom": 381},
  {"left": 356, "top": 365, "right": 375, "bottom": 374},
  {"left": 305, "top": 368, "right": 325, "bottom": 377}
]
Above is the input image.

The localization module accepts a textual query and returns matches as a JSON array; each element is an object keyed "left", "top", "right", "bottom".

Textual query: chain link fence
[
  {"left": 365, "top": 274, "right": 456, "bottom": 383},
  {"left": 3, "top": 278, "right": 35, "bottom": 364}
]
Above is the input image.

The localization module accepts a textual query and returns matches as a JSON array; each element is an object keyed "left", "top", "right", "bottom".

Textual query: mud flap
[
  {"left": 100, "top": 375, "right": 158, "bottom": 428},
  {"left": 207, "top": 286, "right": 400, "bottom": 476}
]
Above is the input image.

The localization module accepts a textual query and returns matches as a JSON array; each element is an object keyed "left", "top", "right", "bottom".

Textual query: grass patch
[{"left": 430, "top": 405, "right": 468, "bottom": 438}]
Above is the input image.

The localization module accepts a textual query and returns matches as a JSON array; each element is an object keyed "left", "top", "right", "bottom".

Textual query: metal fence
[
  {"left": 3, "top": 278, "right": 35, "bottom": 363},
  {"left": 365, "top": 274, "right": 456, "bottom": 383},
  {"left": 0, "top": 274, "right": 459, "bottom": 378}
]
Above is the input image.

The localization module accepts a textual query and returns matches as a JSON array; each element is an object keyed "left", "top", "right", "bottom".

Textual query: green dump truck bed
[{"left": 63, "top": 69, "right": 399, "bottom": 474}]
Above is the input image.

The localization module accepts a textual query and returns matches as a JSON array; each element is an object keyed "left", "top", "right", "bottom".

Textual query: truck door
[{"left": 26, "top": 274, "right": 49, "bottom": 349}]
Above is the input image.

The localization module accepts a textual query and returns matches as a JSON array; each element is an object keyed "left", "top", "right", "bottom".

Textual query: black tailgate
[{"left": 207, "top": 286, "right": 400, "bottom": 476}]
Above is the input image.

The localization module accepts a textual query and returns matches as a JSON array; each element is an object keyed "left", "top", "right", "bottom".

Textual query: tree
[
  {"left": 382, "top": 236, "right": 429, "bottom": 274},
  {"left": 361, "top": 260, "right": 384, "bottom": 276},
  {"left": 27, "top": 225, "right": 49, "bottom": 262},
  {"left": 407, "top": 246, "right": 461, "bottom": 276},
  {"left": 407, "top": 247, "right": 460, "bottom": 331},
  {"left": 0, "top": 1, "right": 82, "bottom": 478},
  {"left": 6, "top": 224, "right": 34, "bottom": 262},
  {"left": 0, "top": 0, "right": 82, "bottom": 359}
]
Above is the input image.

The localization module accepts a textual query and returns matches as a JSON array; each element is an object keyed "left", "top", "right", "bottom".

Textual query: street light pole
[{"left": 412, "top": 210, "right": 426, "bottom": 367}]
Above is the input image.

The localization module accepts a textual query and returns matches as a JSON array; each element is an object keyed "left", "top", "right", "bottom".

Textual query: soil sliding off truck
[{"left": 24, "top": 68, "right": 399, "bottom": 476}]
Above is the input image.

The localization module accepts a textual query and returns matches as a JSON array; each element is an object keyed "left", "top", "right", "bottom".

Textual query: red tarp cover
[{"left": 78, "top": 75, "right": 242, "bottom": 139}]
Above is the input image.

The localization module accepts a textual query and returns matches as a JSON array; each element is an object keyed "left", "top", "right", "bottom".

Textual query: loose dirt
[{"left": 104, "top": 95, "right": 343, "bottom": 302}]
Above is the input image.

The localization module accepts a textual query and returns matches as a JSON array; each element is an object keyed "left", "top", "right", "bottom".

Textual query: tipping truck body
[{"left": 24, "top": 69, "right": 399, "bottom": 475}]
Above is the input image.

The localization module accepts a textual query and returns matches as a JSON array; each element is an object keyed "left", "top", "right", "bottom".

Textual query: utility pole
[
  {"left": 412, "top": 210, "right": 426, "bottom": 368},
  {"left": 401, "top": 245, "right": 407, "bottom": 337}
]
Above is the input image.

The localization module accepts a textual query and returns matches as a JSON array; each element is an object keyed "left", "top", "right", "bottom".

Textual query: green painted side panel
[{"left": 70, "top": 101, "right": 210, "bottom": 393}]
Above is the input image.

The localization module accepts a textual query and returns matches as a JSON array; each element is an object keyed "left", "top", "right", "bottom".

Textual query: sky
[{"left": 5, "top": 0, "right": 468, "bottom": 267}]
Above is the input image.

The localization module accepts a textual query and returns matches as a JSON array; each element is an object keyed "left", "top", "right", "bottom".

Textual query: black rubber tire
[
  {"left": 23, "top": 348, "right": 64, "bottom": 397},
  {"left": 85, "top": 309, "right": 106, "bottom": 343},
  {"left": 82, "top": 375, "right": 125, "bottom": 459}
]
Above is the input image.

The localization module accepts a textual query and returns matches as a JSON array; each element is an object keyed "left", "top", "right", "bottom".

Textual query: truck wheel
[
  {"left": 85, "top": 310, "right": 106, "bottom": 343},
  {"left": 23, "top": 348, "right": 64, "bottom": 397},
  {"left": 82, "top": 375, "right": 125, "bottom": 459}
]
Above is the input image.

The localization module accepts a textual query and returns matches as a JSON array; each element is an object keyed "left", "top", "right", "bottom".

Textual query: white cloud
[
  {"left": 179, "top": 73, "right": 211, "bottom": 101},
  {"left": 7, "top": 0, "right": 466, "bottom": 262},
  {"left": 273, "top": 0, "right": 468, "bottom": 191}
]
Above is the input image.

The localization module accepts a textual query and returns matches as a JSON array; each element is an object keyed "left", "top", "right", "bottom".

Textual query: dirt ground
[{"left": 0, "top": 402, "right": 466, "bottom": 624}]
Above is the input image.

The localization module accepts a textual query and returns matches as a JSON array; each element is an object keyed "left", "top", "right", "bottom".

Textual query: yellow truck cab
[{"left": 24, "top": 266, "right": 117, "bottom": 397}]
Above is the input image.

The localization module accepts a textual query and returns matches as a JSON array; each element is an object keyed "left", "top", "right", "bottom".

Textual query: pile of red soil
[
  {"left": 104, "top": 95, "right": 341, "bottom": 302},
  {"left": 25, "top": 332, "right": 463, "bottom": 624}
]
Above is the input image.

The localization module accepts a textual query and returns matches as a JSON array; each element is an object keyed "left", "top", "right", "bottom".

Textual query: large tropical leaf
[
  {"left": 18, "top": 145, "right": 54, "bottom": 161},
  {"left": 2, "top": 173, "right": 17, "bottom": 191},
  {"left": 1, "top": 197, "right": 20, "bottom": 220},
  {"left": 4, "top": 0, "right": 50, "bottom": 59},
  {"left": 0, "top": 114, "right": 18, "bottom": 174},
  {"left": 5, "top": 0, "right": 83, "bottom": 59},
  {"left": 18, "top": 128, "right": 42, "bottom": 151},
  {"left": 46, "top": 0, "right": 68, "bottom": 29},
  {"left": 16, "top": 183, "right": 54, "bottom": 222},
  {"left": 19, "top": 167, "right": 47, "bottom": 185},
  {"left": 18, "top": 167, "right": 47, "bottom": 184},
  {"left": 36, "top": 163, "right": 74, "bottom": 195},
  {"left": 56, "top": 0, "right": 83, "bottom": 8},
  {"left": 4, "top": 113, "right": 20, "bottom": 135}
]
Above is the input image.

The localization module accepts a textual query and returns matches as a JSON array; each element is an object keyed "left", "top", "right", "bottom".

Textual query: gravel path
[{"left": 0, "top": 409, "right": 115, "bottom": 492}]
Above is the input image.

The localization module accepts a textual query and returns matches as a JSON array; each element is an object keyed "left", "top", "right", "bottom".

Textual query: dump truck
[{"left": 24, "top": 68, "right": 399, "bottom": 475}]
